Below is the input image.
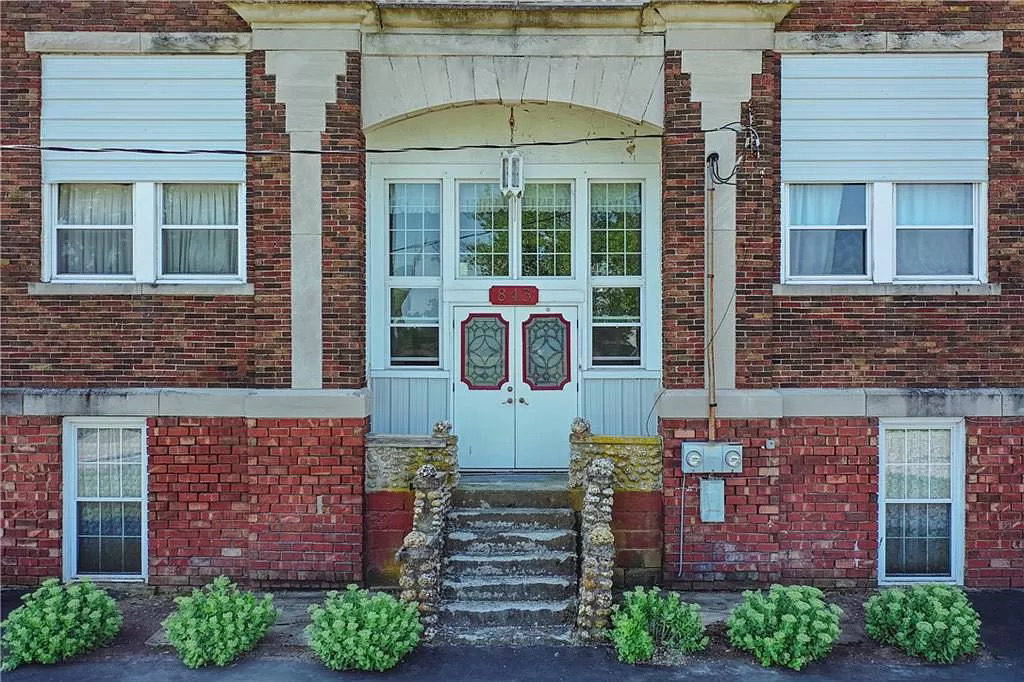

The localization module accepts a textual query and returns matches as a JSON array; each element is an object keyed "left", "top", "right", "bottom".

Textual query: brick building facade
[{"left": 1, "top": 0, "right": 1021, "bottom": 590}]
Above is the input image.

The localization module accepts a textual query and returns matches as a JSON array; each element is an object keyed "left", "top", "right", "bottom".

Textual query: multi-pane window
[
  {"left": 51, "top": 182, "right": 243, "bottom": 282},
  {"left": 521, "top": 183, "right": 572, "bottom": 277},
  {"left": 879, "top": 420, "right": 964, "bottom": 583},
  {"left": 589, "top": 182, "right": 642, "bottom": 366},
  {"left": 63, "top": 419, "right": 146, "bottom": 579},
  {"left": 389, "top": 183, "right": 441, "bottom": 366},
  {"left": 458, "top": 183, "right": 509, "bottom": 277}
]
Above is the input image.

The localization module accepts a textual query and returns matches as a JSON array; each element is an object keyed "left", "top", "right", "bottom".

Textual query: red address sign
[{"left": 489, "top": 285, "right": 539, "bottom": 306}]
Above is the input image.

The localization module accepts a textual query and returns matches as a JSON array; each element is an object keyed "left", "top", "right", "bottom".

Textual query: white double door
[{"left": 454, "top": 305, "right": 578, "bottom": 470}]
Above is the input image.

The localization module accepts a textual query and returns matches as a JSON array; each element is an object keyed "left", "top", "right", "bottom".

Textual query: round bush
[
  {"left": 727, "top": 584, "right": 842, "bottom": 671},
  {"left": 306, "top": 585, "right": 422, "bottom": 671},
  {"left": 0, "top": 578, "right": 123, "bottom": 671},
  {"left": 865, "top": 585, "right": 981, "bottom": 663},
  {"left": 162, "top": 575, "right": 277, "bottom": 668},
  {"left": 610, "top": 586, "right": 708, "bottom": 664}
]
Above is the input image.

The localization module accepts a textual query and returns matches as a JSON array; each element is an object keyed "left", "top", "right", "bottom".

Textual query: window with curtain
[
  {"left": 56, "top": 183, "right": 134, "bottom": 276},
  {"left": 784, "top": 182, "right": 979, "bottom": 283},
  {"left": 160, "top": 183, "right": 240, "bottom": 276},
  {"left": 51, "top": 181, "right": 244, "bottom": 283}
]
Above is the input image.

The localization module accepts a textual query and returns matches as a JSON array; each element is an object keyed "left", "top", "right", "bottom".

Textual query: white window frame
[
  {"left": 62, "top": 417, "right": 148, "bottom": 583},
  {"left": 45, "top": 182, "right": 246, "bottom": 284},
  {"left": 782, "top": 182, "right": 986, "bottom": 285},
  {"left": 878, "top": 417, "right": 965, "bottom": 586}
]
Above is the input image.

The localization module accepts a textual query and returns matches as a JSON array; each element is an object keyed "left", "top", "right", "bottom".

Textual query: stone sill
[
  {"left": 27, "top": 282, "right": 255, "bottom": 297},
  {"left": 772, "top": 283, "right": 1001, "bottom": 297}
]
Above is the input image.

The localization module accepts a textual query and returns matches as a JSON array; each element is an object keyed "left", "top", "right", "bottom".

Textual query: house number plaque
[{"left": 488, "top": 285, "right": 539, "bottom": 305}]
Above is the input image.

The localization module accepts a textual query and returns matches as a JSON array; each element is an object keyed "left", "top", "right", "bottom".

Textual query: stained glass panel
[
  {"left": 462, "top": 314, "right": 509, "bottom": 390},
  {"left": 523, "top": 314, "right": 570, "bottom": 390}
]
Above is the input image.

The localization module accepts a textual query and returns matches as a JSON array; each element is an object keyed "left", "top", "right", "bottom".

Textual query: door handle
[
  {"left": 518, "top": 397, "right": 529, "bottom": 405},
  {"left": 504, "top": 398, "right": 514, "bottom": 404}
]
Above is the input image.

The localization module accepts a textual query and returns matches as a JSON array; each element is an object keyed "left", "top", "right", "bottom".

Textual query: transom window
[
  {"left": 49, "top": 182, "right": 244, "bottom": 282},
  {"left": 879, "top": 419, "right": 965, "bottom": 584},
  {"left": 783, "top": 182, "right": 983, "bottom": 283}
]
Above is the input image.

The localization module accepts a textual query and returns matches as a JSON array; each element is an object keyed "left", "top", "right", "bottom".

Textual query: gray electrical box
[
  {"left": 700, "top": 479, "right": 726, "bottom": 522},
  {"left": 681, "top": 442, "right": 743, "bottom": 473}
]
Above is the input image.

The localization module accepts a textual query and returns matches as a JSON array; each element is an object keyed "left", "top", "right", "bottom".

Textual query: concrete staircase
[{"left": 439, "top": 476, "right": 578, "bottom": 645}]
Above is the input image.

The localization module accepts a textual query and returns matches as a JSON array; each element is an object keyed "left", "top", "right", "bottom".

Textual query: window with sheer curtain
[
  {"left": 784, "top": 182, "right": 980, "bottom": 283},
  {"left": 51, "top": 182, "right": 242, "bottom": 282}
]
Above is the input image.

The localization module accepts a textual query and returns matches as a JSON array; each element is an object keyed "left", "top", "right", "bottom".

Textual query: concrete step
[
  {"left": 452, "top": 488, "right": 572, "bottom": 509},
  {"left": 447, "top": 528, "right": 576, "bottom": 554},
  {"left": 443, "top": 575, "right": 574, "bottom": 602},
  {"left": 446, "top": 551, "right": 576, "bottom": 578},
  {"left": 440, "top": 599, "right": 574, "bottom": 627},
  {"left": 448, "top": 507, "right": 576, "bottom": 532},
  {"left": 436, "top": 625, "right": 575, "bottom": 646}
]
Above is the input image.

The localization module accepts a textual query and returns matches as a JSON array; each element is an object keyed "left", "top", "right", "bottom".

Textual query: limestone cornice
[
  {"left": 649, "top": 1, "right": 797, "bottom": 28},
  {"left": 227, "top": 1, "right": 376, "bottom": 27}
]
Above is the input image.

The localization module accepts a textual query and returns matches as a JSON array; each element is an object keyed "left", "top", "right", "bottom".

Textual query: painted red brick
[
  {"left": 0, "top": 417, "right": 63, "bottom": 585},
  {"left": 364, "top": 490, "right": 414, "bottom": 586}
]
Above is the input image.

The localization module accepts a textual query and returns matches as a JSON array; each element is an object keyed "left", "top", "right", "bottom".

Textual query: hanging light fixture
[{"left": 500, "top": 150, "right": 523, "bottom": 197}]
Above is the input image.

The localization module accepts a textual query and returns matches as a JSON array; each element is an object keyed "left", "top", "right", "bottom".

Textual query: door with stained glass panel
[{"left": 454, "top": 305, "right": 578, "bottom": 469}]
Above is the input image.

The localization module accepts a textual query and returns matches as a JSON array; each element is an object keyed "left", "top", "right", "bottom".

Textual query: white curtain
[
  {"left": 789, "top": 184, "right": 865, "bottom": 276},
  {"left": 57, "top": 184, "right": 132, "bottom": 274},
  {"left": 896, "top": 184, "right": 973, "bottom": 276},
  {"left": 161, "top": 184, "right": 238, "bottom": 275}
]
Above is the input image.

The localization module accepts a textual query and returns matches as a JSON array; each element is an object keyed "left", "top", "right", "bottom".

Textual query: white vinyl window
[
  {"left": 48, "top": 182, "right": 244, "bottom": 283},
  {"left": 62, "top": 418, "right": 147, "bottom": 582},
  {"left": 878, "top": 418, "right": 965, "bottom": 585},
  {"left": 783, "top": 182, "right": 984, "bottom": 284}
]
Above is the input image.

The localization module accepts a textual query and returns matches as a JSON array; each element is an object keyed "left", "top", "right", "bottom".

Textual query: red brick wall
[
  {"left": 661, "top": 52, "right": 705, "bottom": 389},
  {"left": 612, "top": 491, "right": 663, "bottom": 586},
  {"left": 149, "top": 417, "right": 366, "bottom": 587},
  {"left": 0, "top": 2, "right": 298, "bottom": 389},
  {"left": 0, "top": 417, "right": 62, "bottom": 585},
  {"left": 0, "top": 415, "right": 366, "bottom": 587},
  {"left": 322, "top": 52, "right": 367, "bottom": 389},
  {"left": 662, "top": 416, "right": 1022, "bottom": 588},
  {"left": 731, "top": 1, "right": 1024, "bottom": 388},
  {"left": 966, "top": 418, "right": 1024, "bottom": 588},
  {"left": 364, "top": 491, "right": 414, "bottom": 586}
]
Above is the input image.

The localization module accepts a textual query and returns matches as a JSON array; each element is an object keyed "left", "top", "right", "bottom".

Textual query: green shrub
[
  {"left": 610, "top": 586, "right": 709, "bottom": 664},
  {"left": 306, "top": 584, "right": 422, "bottom": 671},
  {"left": 727, "top": 584, "right": 842, "bottom": 671},
  {"left": 0, "top": 578, "right": 122, "bottom": 671},
  {"left": 865, "top": 585, "right": 981, "bottom": 663},
  {"left": 162, "top": 575, "right": 277, "bottom": 668}
]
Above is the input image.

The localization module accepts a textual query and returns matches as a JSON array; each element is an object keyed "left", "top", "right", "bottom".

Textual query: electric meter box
[{"left": 681, "top": 442, "right": 743, "bottom": 474}]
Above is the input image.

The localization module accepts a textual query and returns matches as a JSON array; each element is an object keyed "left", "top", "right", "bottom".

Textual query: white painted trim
[
  {"left": 877, "top": 418, "right": 966, "bottom": 585},
  {"left": 656, "top": 388, "right": 1022, "bottom": 419},
  {"left": 25, "top": 32, "right": 252, "bottom": 54},
  {"left": 775, "top": 31, "right": 1003, "bottom": 53},
  {"left": 27, "top": 283, "right": 255, "bottom": 296},
  {"left": 62, "top": 417, "right": 149, "bottom": 583},
  {"left": 771, "top": 283, "right": 1001, "bottom": 297},
  {"left": 5, "top": 388, "right": 372, "bottom": 418}
]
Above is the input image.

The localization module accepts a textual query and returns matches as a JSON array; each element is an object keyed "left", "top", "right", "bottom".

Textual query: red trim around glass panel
[
  {"left": 521, "top": 313, "right": 571, "bottom": 391},
  {"left": 460, "top": 313, "right": 510, "bottom": 390}
]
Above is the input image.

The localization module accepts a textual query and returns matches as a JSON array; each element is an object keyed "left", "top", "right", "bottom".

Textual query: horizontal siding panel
[
  {"left": 783, "top": 77, "right": 986, "bottom": 100},
  {"left": 783, "top": 160, "right": 989, "bottom": 183},
  {"left": 782, "top": 99, "right": 985, "bottom": 120},
  {"left": 43, "top": 157, "right": 246, "bottom": 182},
  {"left": 784, "top": 140, "right": 986, "bottom": 163},
  {"left": 781, "top": 54, "right": 987, "bottom": 183},
  {"left": 43, "top": 55, "right": 244, "bottom": 79},
  {"left": 782, "top": 55, "right": 987, "bottom": 79},
  {"left": 42, "top": 56, "right": 244, "bottom": 182},
  {"left": 44, "top": 79, "right": 245, "bottom": 100},
  {"left": 782, "top": 119, "right": 988, "bottom": 142}
]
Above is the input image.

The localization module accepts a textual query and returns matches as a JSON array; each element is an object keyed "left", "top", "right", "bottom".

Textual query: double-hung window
[
  {"left": 781, "top": 54, "right": 988, "bottom": 285},
  {"left": 41, "top": 55, "right": 245, "bottom": 284},
  {"left": 879, "top": 419, "right": 965, "bottom": 584}
]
